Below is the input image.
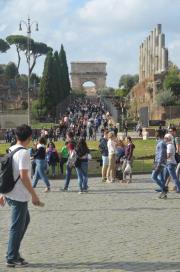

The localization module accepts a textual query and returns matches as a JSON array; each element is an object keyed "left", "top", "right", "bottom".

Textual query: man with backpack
[{"left": 0, "top": 124, "right": 41, "bottom": 267}]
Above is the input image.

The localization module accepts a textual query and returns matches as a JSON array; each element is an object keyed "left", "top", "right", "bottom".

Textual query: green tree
[
  {"left": 30, "top": 73, "right": 41, "bottom": 85},
  {"left": 59, "top": 44, "right": 71, "bottom": 99},
  {"left": 53, "top": 51, "right": 63, "bottom": 103},
  {"left": 115, "top": 88, "right": 128, "bottom": 97},
  {"left": 39, "top": 51, "right": 56, "bottom": 116},
  {"left": 6, "top": 35, "right": 30, "bottom": 72},
  {"left": 6, "top": 35, "right": 52, "bottom": 75},
  {"left": 0, "top": 64, "right": 6, "bottom": 75},
  {"left": 164, "top": 67, "right": 180, "bottom": 96},
  {"left": 0, "top": 38, "right": 10, "bottom": 53},
  {"left": 97, "top": 87, "right": 115, "bottom": 96},
  {"left": 119, "top": 74, "right": 139, "bottom": 92},
  {"left": 156, "top": 89, "right": 176, "bottom": 106},
  {"left": 5, "top": 62, "right": 18, "bottom": 79},
  {"left": 31, "top": 99, "right": 40, "bottom": 120},
  {"left": 28, "top": 42, "right": 52, "bottom": 75}
]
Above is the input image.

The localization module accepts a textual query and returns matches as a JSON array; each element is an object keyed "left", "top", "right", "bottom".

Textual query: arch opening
[{"left": 82, "top": 81, "right": 96, "bottom": 96}]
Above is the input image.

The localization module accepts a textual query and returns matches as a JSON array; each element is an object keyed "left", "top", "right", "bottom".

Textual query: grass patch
[
  {"left": 0, "top": 139, "right": 155, "bottom": 173},
  {"left": 0, "top": 139, "right": 156, "bottom": 159},
  {"left": 31, "top": 122, "right": 55, "bottom": 129}
]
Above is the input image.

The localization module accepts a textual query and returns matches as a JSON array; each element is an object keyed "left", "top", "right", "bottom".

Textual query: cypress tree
[
  {"left": 54, "top": 51, "right": 63, "bottom": 103},
  {"left": 39, "top": 51, "right": 56, "bottom": 116},
  {"left": 59, "top": 44, "right": 71, "bottom": 98}
]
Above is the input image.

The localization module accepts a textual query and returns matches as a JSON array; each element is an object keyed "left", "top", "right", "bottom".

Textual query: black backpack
[{"left": 0, "top": 147, "right": 26, "bottom": 194}]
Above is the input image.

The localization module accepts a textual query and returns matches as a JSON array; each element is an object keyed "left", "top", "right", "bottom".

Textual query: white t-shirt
[
  {"left": 167, "top": 143, "right": 176, "bottom": 164},
  {"left": 107, "top": 139, "right": 116, "bottom": 155},
  {"left": 5, "top": 144, "right": 31, "bottom": 202}
]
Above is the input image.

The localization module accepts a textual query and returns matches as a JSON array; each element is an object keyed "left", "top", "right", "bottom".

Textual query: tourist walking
[
  {"left": 59, "top": 142, "right": 69, "bottom": 175},
  {"left": 106, "top": 132, "right": 117, "bottom": 183},
  {"left": 122, "top": 136, "right": 135, "bottom": 183},
  {"left": 63, "top": 132, "right": 76, "bottom": 191},
  {"left": 46, "top": 142, "right": 59, "bottom": 178},
  {"left": 63, "top": 142, "right": 76, "bottom": 191},
  {"left": 99, "top": 130, "right": 109, "bottom": 182},
  {"left": 151, "top": 130, "right": 167, "bottom": 199},
  {"left": 164, "top": 133, "right": 180, "bottom": 193},
  {"left": 75, "top": 138, "right": 90, "bottom": 193},
  {"left": 169, "top": 127, "right": 180, "bottom": 180},
  {"left": 29, "top": 142, "right": 37, "bottom": 178},
  {"left": 0, "top": 124, "right": 41, "bottom": 267},
  {"left": 32, "top": 137, "right": 51, "bottom": 192}
]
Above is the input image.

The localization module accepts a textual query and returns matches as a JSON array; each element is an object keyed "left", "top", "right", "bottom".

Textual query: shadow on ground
[{"left": 28, "top": 261, "right": 180, "bottom": 271}]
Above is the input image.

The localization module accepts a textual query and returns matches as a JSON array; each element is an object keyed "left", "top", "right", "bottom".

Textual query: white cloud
[{"left": 1, "top": 0, "right": 180, "bottom": 87}]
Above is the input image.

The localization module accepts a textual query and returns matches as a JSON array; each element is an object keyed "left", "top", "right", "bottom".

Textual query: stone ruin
[
  {"left": 139, "top": 24, "right": 168, "bottom": 82},
  {"left": 130, "top": 24, "right": 170, "bottom": 125}
]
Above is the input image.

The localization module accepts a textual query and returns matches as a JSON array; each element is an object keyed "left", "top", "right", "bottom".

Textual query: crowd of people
[
  {"left": 0, "top": 97, "right": 180, "bottom": 267},
  {"left": 25, "top": 98, "right": 135, "bottom": 193}
]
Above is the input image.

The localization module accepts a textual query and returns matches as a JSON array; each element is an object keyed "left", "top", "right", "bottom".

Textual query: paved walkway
[{"left": 0, "top": 175, "right": 180, "bottom": 272}]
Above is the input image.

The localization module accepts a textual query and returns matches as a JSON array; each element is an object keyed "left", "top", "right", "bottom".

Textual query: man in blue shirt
[{"left": 152, "top": 129, "right": 167, "bottom": 199}]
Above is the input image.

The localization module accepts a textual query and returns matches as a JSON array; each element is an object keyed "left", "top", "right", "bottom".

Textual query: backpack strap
[
  {"left": 10, "top": 147, "right": 27, "bottom": 183},
  {"left": 10, "top": 146, "right": 27, "bottom": 155}
]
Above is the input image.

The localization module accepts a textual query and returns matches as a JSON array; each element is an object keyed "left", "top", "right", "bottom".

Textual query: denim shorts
[{"left": 102, "top": 156, "right": 109, "bottom": 166}]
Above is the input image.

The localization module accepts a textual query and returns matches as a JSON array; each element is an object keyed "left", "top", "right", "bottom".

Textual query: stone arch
[{"left": 70, "top": 62, "right": 107, "bottom": 93}]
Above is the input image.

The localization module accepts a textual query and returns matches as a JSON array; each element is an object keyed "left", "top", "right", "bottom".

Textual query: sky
[{"left": 1, "top": 0, "right": 180, "bottom": 87}]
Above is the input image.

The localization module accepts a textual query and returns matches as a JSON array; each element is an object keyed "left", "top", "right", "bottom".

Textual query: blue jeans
[
  {"left": 49, "top": 163, "right": 56, "bottom": 176},
  {"left": 152, "top": 165, "right": 166, "bottom": 192},
  {"left": 76, "top": 161, "right": 88, "bottom": 192},
  {"left": 64, "top": 164, "right": 72, "bottom": 189},
  {"left": 32, "top": 159, "right": 50, "bottom": 188},
  {"left": 6, "top": 199, "right": 30, "bottom": 262},
  {"left": 165, "top": 163, "right": 180, "bottom": 192}
]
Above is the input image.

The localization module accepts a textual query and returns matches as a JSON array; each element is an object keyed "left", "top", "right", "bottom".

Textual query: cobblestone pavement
[{"left": 0, "top": 175, "right": 180, "bottom": 272}]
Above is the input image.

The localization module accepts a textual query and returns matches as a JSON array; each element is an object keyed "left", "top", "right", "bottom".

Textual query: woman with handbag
[
  {"left": 75, "top": 138, "right": 90, "bottom": 194},
  {"left": 46, "top": 142, "right": 59, "bottom": 178}
]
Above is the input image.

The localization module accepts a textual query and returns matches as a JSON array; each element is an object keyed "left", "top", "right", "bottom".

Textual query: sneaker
[
  {"left": 155, "top": 189, "right": 162, "bottom": 192},
  {"left": 83, "top": 189, "right": 88, "bottom": 193},
  {"left": 101, "top": 178, "right": 106, "bottom": 182},
  {"left": 61, "top": 188, "right": 68, "bottom": 192},
  {"left": 44, "top": 187, "right": 50, "bottom": 193},
  {"left": 18, "top": 257, "right": 29, "bottom": 265},
  {"left": 6, "top": 259, "right": 29, "bottom": 268},
  {"left": 158, "top": 192, "right": 167, "bottom": 199},
  {"left": 78, "top": 191, "right": 83, "bottom": 194},
  {"left": 106, "top": 179, "right": 112, "bottom": 183}
]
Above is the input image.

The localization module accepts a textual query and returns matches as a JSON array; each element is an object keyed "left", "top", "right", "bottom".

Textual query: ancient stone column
[
  {"left": 156, "top": 24, "right": 161, "bottom": 36},
  {"left": 153, "top": 27, "right": 156, "bottom": 74},
  {"left": 159, "top": 33, "right": 165, "bottom": 72},
  {"left": 145, "top": 39, "right": 148, "bottom": 78},
  {"left": 150, "top": 31, "right": 153, "bottom": 76},
  {"left": 162, "top": 48, "right": 168, "bottom": 71},
  {"left": 142, "top": 43, "right": 145, "bottom": 81},
  {"left": 138, "top": 23, "right": 168, "bottom": 82},
  {"left": 147, "top": 37, "right": 150, "bottom": 78},
  {"left": 139, "top": 44, "right": 142, "bottom": 82}
]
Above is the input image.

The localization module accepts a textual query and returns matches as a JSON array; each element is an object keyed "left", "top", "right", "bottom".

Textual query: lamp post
[{"left": 19, "top": 16, "right": 39, "bottom": 126}]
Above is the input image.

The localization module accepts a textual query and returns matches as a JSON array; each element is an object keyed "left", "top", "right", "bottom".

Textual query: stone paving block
[{"left": 0, "top": 175, "right": 180, "bottom": 272}]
